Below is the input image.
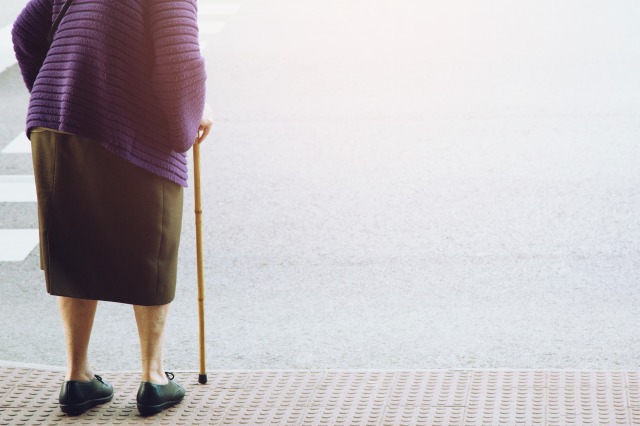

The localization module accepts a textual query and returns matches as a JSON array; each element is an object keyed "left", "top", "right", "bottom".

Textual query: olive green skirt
[{"left": 30, "top": 129, "right": 184, "bottom": 305}]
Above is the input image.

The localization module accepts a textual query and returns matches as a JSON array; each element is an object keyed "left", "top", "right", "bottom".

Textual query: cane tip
[{"left": 198, "top": 374, "right": 208, "bottom": 384}]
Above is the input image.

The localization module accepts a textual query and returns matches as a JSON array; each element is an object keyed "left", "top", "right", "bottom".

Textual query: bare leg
[
  {"left": 133, "top": 303, "right": 171, "bottom": 385},
  {"left": 57, "top": 296, "right": 98, "bottom": 382}
]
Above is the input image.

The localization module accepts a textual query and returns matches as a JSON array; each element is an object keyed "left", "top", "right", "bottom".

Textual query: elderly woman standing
[{"left": 12, "top": 0, "right": 213, "bottom": 416}]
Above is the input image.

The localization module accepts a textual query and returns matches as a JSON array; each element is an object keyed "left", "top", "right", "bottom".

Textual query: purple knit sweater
[{"left": 12, "top": 0, "right": 206, "bottom": 187}]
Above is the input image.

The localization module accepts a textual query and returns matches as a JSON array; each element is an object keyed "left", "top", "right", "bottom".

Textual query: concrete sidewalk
[{"left": 1, "top": 363, "right": 639, "bottom": 425}]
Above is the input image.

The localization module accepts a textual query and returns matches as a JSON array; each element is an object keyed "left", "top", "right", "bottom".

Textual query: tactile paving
[{"left": 1, "top": 367, "right": 640, "bottom": 425}]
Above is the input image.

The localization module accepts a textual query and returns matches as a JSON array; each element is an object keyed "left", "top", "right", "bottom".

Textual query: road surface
[{"left": 0, "top": 0, "right": 639, "bottom": 371}]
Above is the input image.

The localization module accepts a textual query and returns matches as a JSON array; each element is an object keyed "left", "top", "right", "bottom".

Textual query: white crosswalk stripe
[
  {"left": 1, "top": 134, "right": 31, "bottom": 154},
  {"left": 0, "top": 24, "right": 15, "bottom": 74},
  {"left": 0, "top": 175, "right": 37, "bottom": 202},
  {"left": 0, "top": 229, "right": 39, "bottom": 262},
  {"left": 0, "top": 136, "right": 37, "bottom": 261}
]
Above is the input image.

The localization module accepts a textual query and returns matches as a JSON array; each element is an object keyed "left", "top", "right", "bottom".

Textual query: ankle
[
  {"left": 141, "top": 370, "right": 168, "bottom": 385},
  {"left": 65, "top": 365, "right": 94, "bottom": 382}
]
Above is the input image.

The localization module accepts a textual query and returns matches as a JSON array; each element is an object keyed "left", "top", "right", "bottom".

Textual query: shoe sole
[
  {"left": 60, "top": 394, "right": 114, "bottom": 416},
  {"left": 137, "top": 399, "right": 182, "bottom": 416}
]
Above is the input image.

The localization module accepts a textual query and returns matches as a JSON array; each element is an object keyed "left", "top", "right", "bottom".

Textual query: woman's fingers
[
  {"left": 197, "top": 103, "right": 214, "bottom": 144},
  {"left": 198, "top": 124, "right": 211, "bottom": 144}
]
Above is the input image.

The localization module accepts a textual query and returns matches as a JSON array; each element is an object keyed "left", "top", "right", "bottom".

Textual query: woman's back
[
  {"left": 13, "top": 0, "right": 206, "bottom": 186},
  {"left": 11, "top": 0, "right": 213, "bottom": 415}
]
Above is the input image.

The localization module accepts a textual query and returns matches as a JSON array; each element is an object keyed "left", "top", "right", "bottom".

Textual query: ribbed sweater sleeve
[
  {"left": 12, "top": 0, "right": 53, "bottom": 92},
  {"left": 148, "top": 0, "right": 206, "bottom": 153}
]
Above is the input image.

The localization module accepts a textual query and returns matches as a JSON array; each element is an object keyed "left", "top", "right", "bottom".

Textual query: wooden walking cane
[{"left": 194, "top": 138, "right": 208, "bottom": 384}]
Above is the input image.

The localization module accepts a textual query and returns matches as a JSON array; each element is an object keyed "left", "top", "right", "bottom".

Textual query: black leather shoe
[
  {"left": 59, "top": 375, "right": 114, "bottom": 415},
  {"left": 136, "top": 372, "right": 185, "bottom": 416}
]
